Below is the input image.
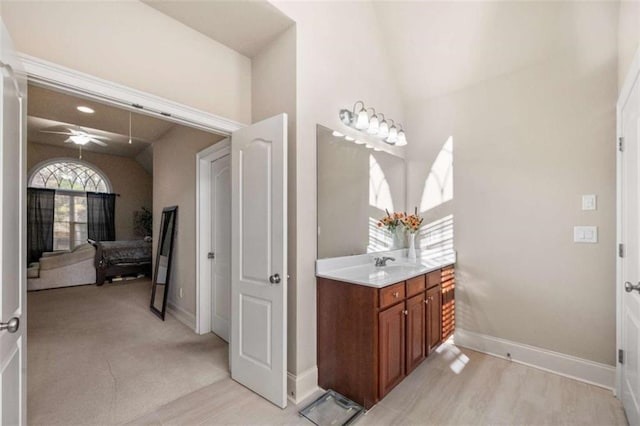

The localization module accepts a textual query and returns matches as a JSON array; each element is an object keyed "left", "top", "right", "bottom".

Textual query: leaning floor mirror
[{"left": 150, "top": 206, "right": 178, "bottom": 320}]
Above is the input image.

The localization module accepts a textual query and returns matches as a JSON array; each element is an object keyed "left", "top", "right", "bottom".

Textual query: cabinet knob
[
  {"left": 393, "top": 292, "right": 399, "bottom": 298},
  {"left": 403, "top": 310, "right": 408, "bottom": 316},
  {"left": 424, "top": 299, "right": 428, "bottom": 305}
]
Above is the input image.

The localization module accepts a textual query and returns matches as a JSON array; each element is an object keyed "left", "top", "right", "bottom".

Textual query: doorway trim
[
  {"left": 195, "top": 139, "right": 231, "bottom": 335},
  {"left": 617, "top": 45, "right": 640, "bottom": 399},
  {"left": 18, "top": 53, "right": 245, "bottom": 332},
  {"left": 19, "top": 53, "right": 244, "bottom": 135}
]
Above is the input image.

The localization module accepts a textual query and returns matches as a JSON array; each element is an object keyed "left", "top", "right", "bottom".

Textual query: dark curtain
[
  {"left": 27, "top": 188, "right": 55, "bottom": 263},
  {"left": 87, "top": 192, "right": 116, "bottom": 242}
]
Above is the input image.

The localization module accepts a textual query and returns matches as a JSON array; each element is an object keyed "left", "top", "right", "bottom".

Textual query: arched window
[
  {"left": 29, "top": 160, "right": 110, "bottom": 193},
  {"left": 29, "top": 159, "right": 111, "bottom": 251}
]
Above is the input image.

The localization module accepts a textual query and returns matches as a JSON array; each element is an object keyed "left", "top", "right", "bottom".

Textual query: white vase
[
  {"left": 408, "top": 233, "right": 417, "bottom": 261},
  {"left": 391, "top": 228, "right": 404, "bottom": 250}
]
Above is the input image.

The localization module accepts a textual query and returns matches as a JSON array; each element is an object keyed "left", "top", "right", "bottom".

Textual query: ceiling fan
[{"left": 40, "top": 125, "right": 110, "bottom": 147}]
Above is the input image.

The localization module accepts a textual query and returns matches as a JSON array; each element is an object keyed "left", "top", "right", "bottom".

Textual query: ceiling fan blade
[
  {"left": 41, "top": 130, "right": 74, "bottom": 136},
  {"left": 89, "top": 135, "right": 110, "bottom": 141},
  {"left": 89, "top": 139, "right": 108, "bottom": 147}
]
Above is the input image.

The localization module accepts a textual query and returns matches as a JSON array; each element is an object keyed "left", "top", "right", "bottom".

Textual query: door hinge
[
  {"left": 208, "top": 252, "right": 215, "bottom": 259},
  {"left": 619, "top": 349, "right": 624, "bottom": 364},
  {"left": 619, "top": 137, "right": 624, "bottom": 152},
  {"left": 619, "top": 243, "right": 625, "bottom": 258}
]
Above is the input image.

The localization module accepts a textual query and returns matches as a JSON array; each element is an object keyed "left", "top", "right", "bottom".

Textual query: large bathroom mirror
[
  {"left": 150, "top": 206, "right": 178, "bottom": 320},
  {"left": 317, "top": 125, "right": 406, "bottom": 258}
]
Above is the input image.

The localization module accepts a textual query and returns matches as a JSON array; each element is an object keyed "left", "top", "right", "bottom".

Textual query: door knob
[
  {"left": 269, "top": 274, "right": 281, "bottom": 285},
  {"left": 0, "top": 317, "right": 19, "bottom": 333},
  {"left": 625, "top": 281, "right": 640, "bottom": 294}
]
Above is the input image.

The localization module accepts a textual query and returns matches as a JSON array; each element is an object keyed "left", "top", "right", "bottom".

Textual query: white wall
[
  {"left": 405, "top": 2, "right": 618, "bottom": 365},
  {"left": 2, "top": 1, "right": 252, "bottom": 124},
  {"left": 251, "top": 25, "right": 298, "bottom": 377},
  {"left": 153, "top": 126, "right": 225, "bottom": 323},
  {"left": 271, "top": 1, "right": 405, "bottom": 398},
  {"left": 619, "top": 1, "right": 640, "bottom": 90}
]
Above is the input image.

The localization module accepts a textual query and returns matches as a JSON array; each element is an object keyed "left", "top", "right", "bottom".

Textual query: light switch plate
[
  {"left": 574, "top": 226, "right": 598, "bottom": 243},
  {"left": 582, "top": 194, "right": 597, "bottom": 211}
]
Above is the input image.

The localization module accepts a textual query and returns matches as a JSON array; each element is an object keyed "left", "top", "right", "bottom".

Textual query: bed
[{"left": 90, "top": 240, "right": 153, "bottom": 286}]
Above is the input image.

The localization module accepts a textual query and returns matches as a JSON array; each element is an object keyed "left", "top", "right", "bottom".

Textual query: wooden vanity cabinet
[
  {"left": 378, "top": 302, "right": 406, "bottom": 397},
  {"left": 317, "top": 264, "right": 454, "bottom": 409},
  {"left": 426, "top": 285, "right": 442, "bottom": 354}
]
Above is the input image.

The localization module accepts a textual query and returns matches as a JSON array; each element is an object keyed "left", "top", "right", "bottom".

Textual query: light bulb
[
  {"left": 365, "top": 143, "right": 374, "bottom": 149},
  {"left": 355, "top": 109, "right": 369, "bottom": 130},
  {"left": 345, "top": 136, "right": 355, "bottom": 141},
  {"left": 332, "top": 131, "right": 345, "bottom": 137},
  {"left": 396, "top": 131, "right": 407, "bottom": 146},
  {"left": 354, "top": 139, "right": 366, "bottom": 145},
  {"left": 70, "top": 134, "right": 90, "bottom": 145},
  {"left": 386, "top": 126, "right": 398, "bottom": 144},
  {"left": 367, "top": 115, "right": 379, "bottom": 134},
  {"left": 378, "top": 120, "right": 389, "bottom": 138}
]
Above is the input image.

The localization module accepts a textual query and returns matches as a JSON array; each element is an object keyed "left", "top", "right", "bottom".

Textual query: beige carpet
[{"left": 27, "top": 279, "right": 229, "bottom": 425}]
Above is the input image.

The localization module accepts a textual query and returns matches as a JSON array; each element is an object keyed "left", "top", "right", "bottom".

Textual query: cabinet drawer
[
  {"left": 406, "top": 275, "right": 426, "bottom": 297},
  {"left": 426, "top": 270, "right": 441, "bottom": 289},
  {"left": 380, "top": 282, "right": 405, "bottom": 309}
]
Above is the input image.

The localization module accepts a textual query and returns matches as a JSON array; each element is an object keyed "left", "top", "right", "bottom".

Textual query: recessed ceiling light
[{"left": 77, "top": 106, "right": 94, "bottom": 114}]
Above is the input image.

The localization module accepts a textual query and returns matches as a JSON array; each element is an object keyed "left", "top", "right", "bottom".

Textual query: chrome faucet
[{"left": 374, "top": 256, "right": 395, "bottom": 267}]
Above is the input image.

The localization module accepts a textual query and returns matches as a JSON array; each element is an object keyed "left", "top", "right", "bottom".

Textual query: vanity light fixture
[{"left": 338, "top": 101, "right": 408, "bottom": 146}]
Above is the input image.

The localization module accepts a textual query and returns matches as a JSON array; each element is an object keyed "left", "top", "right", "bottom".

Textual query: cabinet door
[
  {"left": 406, "top": 293, "right": 426, "bottom": 374},
  {"left": 426, "top": 286, "right": 442, "bottom": 354},
  {"left": 379, "top": 302, "right": 406, "bottom": 398}
]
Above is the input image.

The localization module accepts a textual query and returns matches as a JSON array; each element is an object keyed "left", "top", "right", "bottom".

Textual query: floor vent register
[{"left": 299, "top": 390, "right": 364, "bottom": 426}]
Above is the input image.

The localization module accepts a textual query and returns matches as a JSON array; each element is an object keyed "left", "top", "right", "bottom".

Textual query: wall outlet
[
  {"left": 574, "top": 226, "right": 598, "bottom": 243},
  {"left": 179, "top": 287, "right": 183, "bottom": 298}
]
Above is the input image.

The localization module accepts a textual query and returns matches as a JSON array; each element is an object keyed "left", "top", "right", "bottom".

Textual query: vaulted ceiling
[
  {"left": 372, "top": 1, "right": 618, "bottom": 103},
  {"left": 142, "top": 0, "right": 294, "bottom": 58}
]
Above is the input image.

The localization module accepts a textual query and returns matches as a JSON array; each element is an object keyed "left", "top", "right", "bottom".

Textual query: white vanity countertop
[{"left": 316, "top": 249, "right": 456, "bottom": 288}]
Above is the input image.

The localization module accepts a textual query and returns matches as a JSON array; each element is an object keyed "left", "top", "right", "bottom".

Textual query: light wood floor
[{"left": 130, "top": 342, "right": 627, "bottom": 426}]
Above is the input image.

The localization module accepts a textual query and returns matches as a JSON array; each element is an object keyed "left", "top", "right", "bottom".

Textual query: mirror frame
[{"left": 150, "top": 205, "right": 178, "bottom": 320}]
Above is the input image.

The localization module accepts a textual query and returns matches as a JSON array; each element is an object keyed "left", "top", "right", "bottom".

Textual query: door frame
[
  {"left": 195, "top": 139, "right": 231, "bottom": 335},
  {"left": 17, "top": 55, "right": 245, "bottom": 329},
  {"left": 616, "top": 45, "right": 640, "bottom": 398}
]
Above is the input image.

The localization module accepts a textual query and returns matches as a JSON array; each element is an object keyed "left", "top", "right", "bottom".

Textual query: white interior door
[
  {"left": 0, "top": 21, "right": 27, "bottom": 426},
  {"left": 231, "top": 114, "right": 287, "bottom": 408},
  {"left": 211, "top": 154, "right": 231, "bottom": 342},
  {"left": 620, "top": 65, "right": 640, "bottom": 425}
]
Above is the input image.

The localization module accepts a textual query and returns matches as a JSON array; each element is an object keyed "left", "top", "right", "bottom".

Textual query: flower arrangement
[
  {"left": 401, "top": 207, "right": 423, "bottom": 234},
  {"left": 377, "top": 209, "right": 404, "bottom": 231}
]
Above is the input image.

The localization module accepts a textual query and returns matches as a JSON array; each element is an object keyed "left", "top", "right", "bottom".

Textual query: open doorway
[{"left": 24, "top": 83, "right": 234, "bottom": 424}]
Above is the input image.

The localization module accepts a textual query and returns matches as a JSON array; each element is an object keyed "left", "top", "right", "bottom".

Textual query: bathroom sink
[{"left": 329, "top": 262, "right": 427, "bottom": 287}]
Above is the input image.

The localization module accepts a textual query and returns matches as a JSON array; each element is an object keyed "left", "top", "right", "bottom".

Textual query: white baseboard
[
  {"left": 455, "top": 329, "right": 616, "bottom": 391},
  {"left": 167, "top": 301, "right": 196, "bottom": 331},
  {"left": 287, "top": 366, "right": 320, "bottom": 405}
]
